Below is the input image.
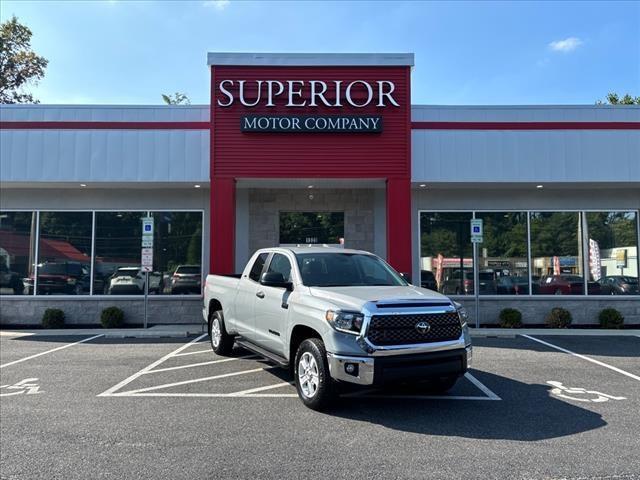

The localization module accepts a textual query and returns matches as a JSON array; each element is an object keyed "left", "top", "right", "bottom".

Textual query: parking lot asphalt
[{"left": 1, "top": 332, "right": 639, "bottom": 480}]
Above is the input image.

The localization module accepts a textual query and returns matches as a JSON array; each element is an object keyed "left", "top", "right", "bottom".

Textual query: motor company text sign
[{"left": 241, "top": 115, "right": 382, "bottom": 133}]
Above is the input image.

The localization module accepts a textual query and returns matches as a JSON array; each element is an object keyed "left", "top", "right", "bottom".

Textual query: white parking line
[
  {"left": 115, "top": 367, "right": 274, "bottom": 396},
  {"left": 342, "top": 373, "right": 501, "bottom": 401},
  {"left": 230, "top": 382, "right": 294, "bottom": 396},
  {"left": 98, "top": 333, "right": 207, "bottom": 396},
  {"left": 142, "top": 355, "right": 259, "bottom": 374},
  {"left": 0, "top": 334, "right": 104, "bottom": 369},
  {"left": 522, "top": 334, "right": 640, "bottom": 383},
  {"left": 173, "top": 349, "right": 213, "bottom": 357}
]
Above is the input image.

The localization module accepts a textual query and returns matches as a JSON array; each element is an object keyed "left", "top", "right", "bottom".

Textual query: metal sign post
[
  {"left": 141, "top": 217, "right": 154, "bottom": 329},
  {"left": 470, "top": 219, "right": 483, "bottom": 329}
]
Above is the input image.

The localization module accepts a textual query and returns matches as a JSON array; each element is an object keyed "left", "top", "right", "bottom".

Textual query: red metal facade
[
  {"left": 210, "top": 66, "right": 410, "bottom": 178},
  {"left": 209, "top": 64, "right": 413, "bottom": 275}
]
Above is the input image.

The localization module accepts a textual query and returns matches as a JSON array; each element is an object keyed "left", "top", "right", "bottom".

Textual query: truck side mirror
[{"left": 261, "top": 272, "right": 293, "bottom": 291}]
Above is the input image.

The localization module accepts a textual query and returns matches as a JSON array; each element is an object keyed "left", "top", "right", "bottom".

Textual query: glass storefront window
[
  {"left": 36, "top": 212, "right": 92, "bottom": 295},
  {"left": 0, "top": 212, "right": 36, "bottom": 295},
  {"left": 279, "top": 212, "right": 344, "bottom": 246},
  {"left": 419, "top": 212, "right": 473, "bottom": 295},
  {"left": 586, "top": 211, "right": 638, "bottom": 295},
  {"left": 476, "top": 212, "right": 529, "bottom": 295},
  {"left": 530, "top": 212, "right": 585, "bottom": 295},
  {"left": 152, "top": 212, "right": 203, "bottom": 295},
  {"left": 95, "top": 212, "right": 146, "bottom": 295}
]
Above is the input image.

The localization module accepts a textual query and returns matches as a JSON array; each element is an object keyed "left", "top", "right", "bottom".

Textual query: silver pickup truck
[{"left": 203, "top": 247, "right": 472, "bottom": 410}]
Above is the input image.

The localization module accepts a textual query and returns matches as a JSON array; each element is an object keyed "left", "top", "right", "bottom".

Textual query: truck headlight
[
  {"left": 325, "top": 310, "right": 364, "bottom": 335},
  {"left": 453, "top": 301, "right": 468, "bottom": 326}
]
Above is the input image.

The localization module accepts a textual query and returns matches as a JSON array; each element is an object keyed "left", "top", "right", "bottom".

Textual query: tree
[
  {"left": 0, "top": 16, "right": 48, "bottom": 104},
  {"left": 161, "top": 92, "right": 191, "bottom": 105},
  {"left": 596, "top": 92, "right": 640, "bottom": 105}
]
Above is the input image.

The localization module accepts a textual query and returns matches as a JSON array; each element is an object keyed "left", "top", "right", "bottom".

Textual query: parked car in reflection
[
  {"left": 108, "top": 267, "right": 145, "bottom": 294},
  {"left": 170, "top": 265, "right": 201, "bottom": 294},
  {"left": 537, "top": 275, "right": 601, "bottom": 295},
  {"left": 598, "top": 276, "right": 639, "bottom": 295},
  {"left": 34, "top": 261, "right": 91, "bottom": 295},
  {"left": 420, "top": 270, "right": 437, "bottom": 291},
  {"left": 0, "top": 263, "right": 24, "bottom": 295},
  {"left": 441, "top": 270, "right": 497, "bottom": 295},
  {"left": 496, "top": 275, "right": 530, "bottom": 295}
]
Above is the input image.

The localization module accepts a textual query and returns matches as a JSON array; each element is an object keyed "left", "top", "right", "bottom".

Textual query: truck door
[
  {"left": 233, "top": 252, "right": 268, "bottom": 340},
  {"left": 253, "top": 253, "right": 292, "bottom": 355}
]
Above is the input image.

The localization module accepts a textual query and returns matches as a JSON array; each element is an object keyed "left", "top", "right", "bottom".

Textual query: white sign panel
[
  {"left": 141, "top": 237, "right": 153, "bottom": 247},
  {"left": 470, "top": 219, "right": 483, "bottom": 243},
  {"left": 142, "top": 217, "right": 154, "bottom": 235},
  {"left": 141, "top": 265, "right": 153, "bottom": 273}
]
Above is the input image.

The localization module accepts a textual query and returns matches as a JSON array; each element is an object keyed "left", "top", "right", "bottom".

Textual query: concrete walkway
[
  {"left": 1, "top": 325, "right": 638, "bottom": 339},
  {"left": 0, "top": 324, "right": 206, "bottom": 339}
]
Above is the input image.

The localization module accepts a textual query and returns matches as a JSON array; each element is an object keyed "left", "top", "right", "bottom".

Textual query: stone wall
[
  {"left": 0, "top": 297, "right": 203, "bottom": 327},
  {"left": 455, "top": 297, "right": 640, "bottom": 326},
  {"left": 248, "top": 188, "right": 376, "bottom": 254}
]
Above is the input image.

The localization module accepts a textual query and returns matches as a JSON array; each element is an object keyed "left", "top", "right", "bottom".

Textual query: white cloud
[
  {"left": 203, "top": 0, "right": 230, "bottom": 10},
  {"left": 548, "top": 37, "right": 583, "bottom": 53}
]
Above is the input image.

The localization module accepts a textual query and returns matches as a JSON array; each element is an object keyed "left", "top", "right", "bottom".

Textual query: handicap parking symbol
[
  {"left": 547, "top": 381, "right": 626, "bottom": 403},
  {"left": 0, "top": 378, "right": 43, "bottom": 396}
]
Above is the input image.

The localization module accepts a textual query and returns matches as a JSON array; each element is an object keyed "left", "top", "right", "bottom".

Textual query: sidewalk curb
[{"left": 470, "top": 328, "right": 640, "bottom": 338}]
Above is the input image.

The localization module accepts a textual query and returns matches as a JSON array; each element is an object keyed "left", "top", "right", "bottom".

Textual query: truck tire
[
  {"left": 294, "top": 338, "right": 335, "bottom": 411},
  {"left": 209, "top": 311, "right": 234, "bottom": 356}
]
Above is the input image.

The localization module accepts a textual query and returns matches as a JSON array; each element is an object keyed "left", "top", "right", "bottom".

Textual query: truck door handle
[{"left": 256, "top": 291, "right": 265, "bottom": 299}]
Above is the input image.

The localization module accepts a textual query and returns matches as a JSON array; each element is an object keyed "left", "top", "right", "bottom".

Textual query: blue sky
[{"left": 1, "top": 0, "right": 638, "bottom": 105}]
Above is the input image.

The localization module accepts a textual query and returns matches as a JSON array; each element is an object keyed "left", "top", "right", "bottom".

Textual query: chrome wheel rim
[
  {"left": 298, "top": 352, "right": 319, "bottom": 398},
  {"left": 211, "top": 317, "right": 221, "bottom": 348}
]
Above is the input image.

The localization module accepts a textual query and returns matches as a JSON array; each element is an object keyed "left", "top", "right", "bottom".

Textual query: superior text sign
[{"left": 241, "top": 115, "right": 383, "bottom": 133}]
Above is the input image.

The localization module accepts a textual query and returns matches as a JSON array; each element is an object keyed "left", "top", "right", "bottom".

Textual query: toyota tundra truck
[{"left": 203, "top": 247, "right": 472, "bottom": 410}]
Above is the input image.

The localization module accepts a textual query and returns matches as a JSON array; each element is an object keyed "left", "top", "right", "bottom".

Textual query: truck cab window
[
  {"left": 266, "top": 253, "right": 292, "bottom": 282},
  {"left": 249, "top": 253, "right": 269, "bottom": 282}
]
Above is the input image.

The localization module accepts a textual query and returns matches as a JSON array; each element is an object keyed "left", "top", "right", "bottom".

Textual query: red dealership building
[{"left": 1, "top": 53, "right": 639, "bottom": 326}]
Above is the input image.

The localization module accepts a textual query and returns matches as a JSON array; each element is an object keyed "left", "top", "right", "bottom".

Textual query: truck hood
[{"left": 308, "top": 285, "right": 451, "bottom": 311}]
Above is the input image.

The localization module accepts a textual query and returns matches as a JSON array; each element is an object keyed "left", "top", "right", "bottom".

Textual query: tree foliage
[
  {"left": 161, "top": 92, "right": 191, "bottom": 105},
  {"left": 0, "top": 16, "right": 48, "bottom": 104},
  {"left": 596, "top": 92, "right": 640, "bottom": 105}
]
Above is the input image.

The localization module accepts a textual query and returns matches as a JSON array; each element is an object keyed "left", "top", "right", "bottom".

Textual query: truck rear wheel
[
  {"left": 209, "top": 311, "right": 234, "bottom": 356},
  {"left": 294, "top": 338, "right": 335, "bottom": 411}
]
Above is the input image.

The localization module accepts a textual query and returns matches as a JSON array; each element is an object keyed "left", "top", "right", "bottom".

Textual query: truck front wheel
[
  {"left": 209, "top": 311, "right": 234, "bottom": 356},
  {"left": 294, "top": 338, "right": 335, "bottom": 411}
]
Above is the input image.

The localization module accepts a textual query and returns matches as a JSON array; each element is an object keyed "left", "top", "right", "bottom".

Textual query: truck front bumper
[{"left": 327, "top": 345, "right": 472, "bottom": 386}]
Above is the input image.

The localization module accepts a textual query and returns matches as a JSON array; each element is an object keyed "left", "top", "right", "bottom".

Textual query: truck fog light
[{"left": 344, "top": 363, "right": 358, "bottom": 376}]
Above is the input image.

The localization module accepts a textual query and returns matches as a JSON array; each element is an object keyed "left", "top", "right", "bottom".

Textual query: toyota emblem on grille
[{"left": 415, "top": 321, "right": 431, "bottom": 334}]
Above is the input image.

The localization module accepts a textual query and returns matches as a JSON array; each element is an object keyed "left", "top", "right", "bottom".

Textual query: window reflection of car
[
  {"left": 537, "top": 275, "right": 601, "bottom": 295},
  {"left": 420, "top": 270, "right": 437, "bottom": 291},
  {"left": 170, "top": 265, "right": 201, "bottom": 294},
  {"left": 35, "top": 262, "right": 90, "bottom": 295},
  {"left": 108, "top": 267, "right": 145, "bottom": 294},
  {"left": 441, "top": 270, "right": 497, "bottom": 295},
  {"left": 0, "top": 263, "right": 24, "bottom": 295},
  {"left": 598, "top": 276, "right": 638, "bottom": 295},
  {"left": 496, "top": 276, "right": 529, "bottom": 295}
]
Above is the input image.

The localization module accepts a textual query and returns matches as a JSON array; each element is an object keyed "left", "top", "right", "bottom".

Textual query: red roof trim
[
  {"left": 0, "top": 121, "right": 210, "bottom": 130},
  {"left": 411, "top": 121, "right": 640, "bottom": 130}
]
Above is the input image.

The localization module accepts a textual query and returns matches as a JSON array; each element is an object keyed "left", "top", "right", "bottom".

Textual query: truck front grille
[{"left": 366, "top": 312, "right": 462, "bottom": 346}]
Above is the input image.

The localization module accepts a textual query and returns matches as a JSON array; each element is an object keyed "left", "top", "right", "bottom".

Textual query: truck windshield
[{"left": 295, "top": 253, "right": 407, "bottom": 287}]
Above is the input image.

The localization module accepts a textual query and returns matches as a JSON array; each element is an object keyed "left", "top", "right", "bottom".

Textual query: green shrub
[
  {"left": 546, "top": 307, "right": 572, "bottom": 328},
  {"left": 499, "top": 308, "right": 523, "bottom": 328},
  {"left": 42, "top": 308, "right": 65, "bottom": 328},
  {"left": 101, "top": 307, "right": 125, "bottom": 328},
  {"left": 599, "top": 308, "right": 624, "bottom": 329}
]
